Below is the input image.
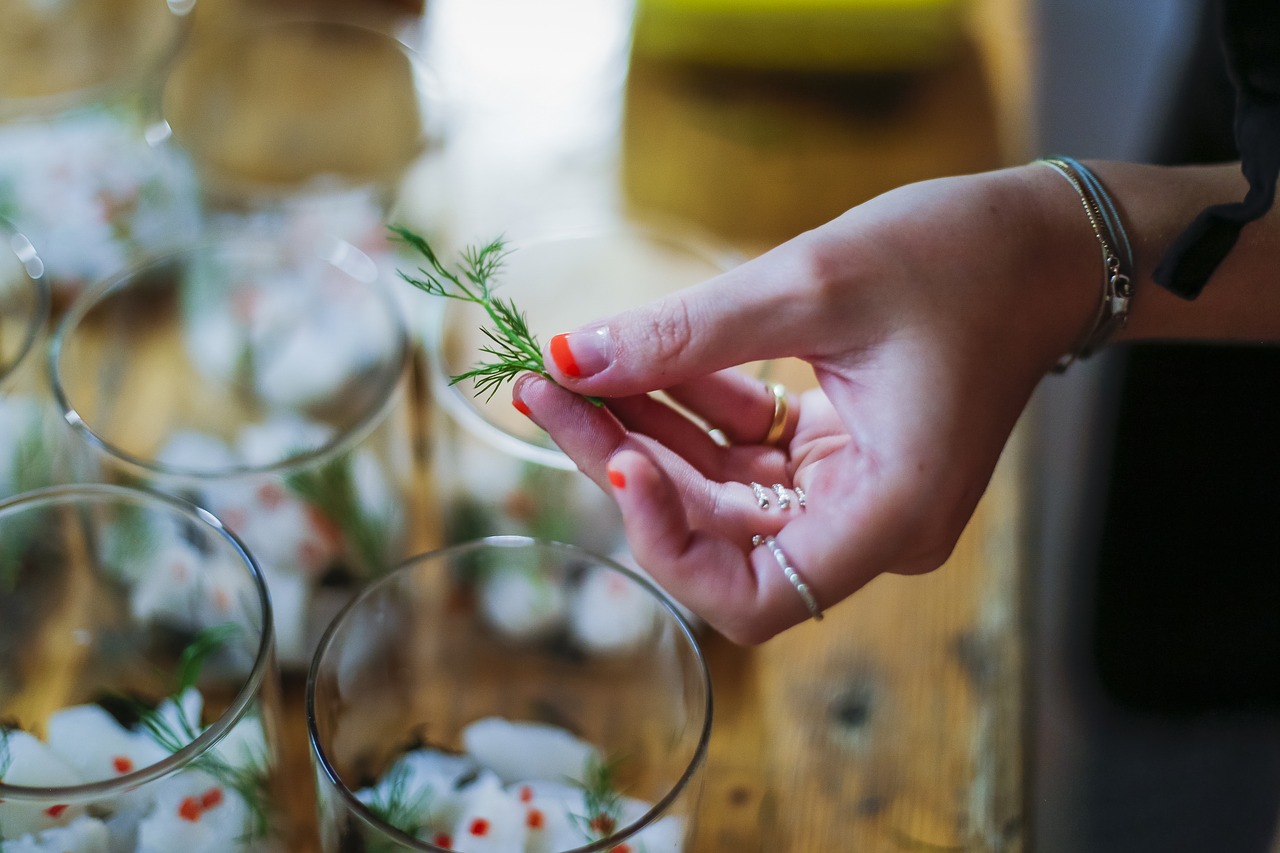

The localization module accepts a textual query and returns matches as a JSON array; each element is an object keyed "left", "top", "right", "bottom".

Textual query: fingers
[
  {"left": 541, "top": 243, "right": 822, "bottom": 397},
  {"left": 604, "top": 448, "right": 798, "bottom": 644},
  {"left": 513, "top": 373, "right": 797, "bottom": 544},
  {"left": 663, "top": 370, "right": 800, "bottom": 448}
]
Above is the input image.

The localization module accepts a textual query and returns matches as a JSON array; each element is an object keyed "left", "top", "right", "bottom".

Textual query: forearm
[{"left": 1043, "top": 161, "right": 1280, "bottom": 346}]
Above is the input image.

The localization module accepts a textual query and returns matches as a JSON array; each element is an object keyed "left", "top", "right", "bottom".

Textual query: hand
[{"left": 513, "top": 166, "right": 1098, "bottom": 643}]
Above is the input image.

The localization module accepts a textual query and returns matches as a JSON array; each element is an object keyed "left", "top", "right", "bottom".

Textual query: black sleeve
[{"left": 1152, "top": 0, "right": 1280, "bottom": 299}]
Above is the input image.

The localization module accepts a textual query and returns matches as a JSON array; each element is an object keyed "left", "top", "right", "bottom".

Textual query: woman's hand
[{"left": 513, "top": 166, "right": 1098, "bottom": 643}]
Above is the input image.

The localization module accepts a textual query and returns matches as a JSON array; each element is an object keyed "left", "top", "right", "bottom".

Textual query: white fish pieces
[
  {"left": 0, "top": 109, "right": 199, "bottom": 298},
  {"left": 0, "top": 730, "right": 88, "bottom": 837},
  {"left": 568, "top": 566, "right": 661, "bottom": 655},
  {"left": 135, "top": 769, "right": 253, "bottom": 853},
  {"left": 46, "top": 704, "right": 168, "bottom": 784},
  {"left": 1, "top": 816, "right": 110, "bottom": 853},
  {"left": 461, "top": 718, "right": 599, "bottom": 788},
  {"left": 478, "top": 566, "right": 569, "bottom": 643},
  {"left": 1, "top": 691, "right": 270, "bottom": 853}
]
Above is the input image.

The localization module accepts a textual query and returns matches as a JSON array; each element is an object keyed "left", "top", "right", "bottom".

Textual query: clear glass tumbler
[
  {"left": 0, "top": 216, "right": 63, "bottom": 499},
  {"left": 50, "top": 236, "right": 417, "bottom": 668},
  {"left": 426, "top": 223, "right": 740, "bottom": 559},
  {"left": 0, "top": 0, "right": 201, "bottom": 309},
  {"left": 160, "top": 15, "right": 443, "bottom": 269},
  {"left": 0, "top": 483, "right": 286, "bottom": 851},
  {"left": 307, "top": 535, "right": 713, "bottom": 853}
]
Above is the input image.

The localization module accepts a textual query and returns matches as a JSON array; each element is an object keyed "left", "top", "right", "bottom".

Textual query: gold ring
[{"left": 763, "top": 383, "right": 788, "bottom": 446}]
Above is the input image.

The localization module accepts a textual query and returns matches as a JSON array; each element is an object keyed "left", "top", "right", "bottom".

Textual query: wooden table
[{"left": 167, "top": 0, "right": 1037, "bottom": 849}]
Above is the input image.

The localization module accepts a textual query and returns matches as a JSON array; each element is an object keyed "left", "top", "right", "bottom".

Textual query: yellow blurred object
[{"left": 632, "top": 0, "right": 968, "bottom": 72}]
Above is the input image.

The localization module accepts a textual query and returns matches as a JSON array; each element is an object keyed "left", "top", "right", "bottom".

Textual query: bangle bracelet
[{"left": 1037, "top": 157, "right": 1135, "bottom": 371}]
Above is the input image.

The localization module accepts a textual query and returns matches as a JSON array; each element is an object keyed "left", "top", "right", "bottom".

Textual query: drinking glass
[
  {"left": 0, "top": 0, "right": 201, "bottom": 309},
  {"left": 0, "top": 216, "right": 62, "bottom": 498},
  {"left": 307, "top": 535, "right": 713, "bottom": 852},
  {"left": 160, "top": 15, "right": 443, "bottom": 269},
  {"left": 425, "top": 223, "right": 740, "bottom": 558},
  {"left": 0, "top": 483, "right": 286, "bottom": 851},
  {"left": 50, "top": 236, "right": 417, "bottom": 668}
]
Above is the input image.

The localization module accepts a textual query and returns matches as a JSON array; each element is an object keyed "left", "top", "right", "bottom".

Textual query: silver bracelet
[{"left": 1038, "top": 157, "right": 1135, "bottom": 371}]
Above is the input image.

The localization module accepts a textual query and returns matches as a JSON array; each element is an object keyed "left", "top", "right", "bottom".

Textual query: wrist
[{"left": 1002, "top": 162, "right": 1108, "bottom": 373}]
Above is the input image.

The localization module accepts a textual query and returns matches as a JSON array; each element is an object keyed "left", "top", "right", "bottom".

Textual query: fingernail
[
  {"left": 512, "top": 399, "right": 531, "bottom": 417},
  {"left": 607, "top": 467, "right": 626, "bottom": 489},
  {"left": 549, "top": 327, "right": 612, "bottom": 378}
]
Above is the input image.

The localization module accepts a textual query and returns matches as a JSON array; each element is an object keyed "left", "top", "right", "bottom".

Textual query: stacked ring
[{"left": 752, "top": 535, "right": 823, "bottom": 621}]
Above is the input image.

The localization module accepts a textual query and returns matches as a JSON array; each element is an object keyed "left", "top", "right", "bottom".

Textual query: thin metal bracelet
[{"left": 1038, "top": 157, "right": 1135, "bottom": 371}]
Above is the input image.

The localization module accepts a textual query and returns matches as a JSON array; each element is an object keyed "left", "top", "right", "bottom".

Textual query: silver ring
[
  {"left": 771, "top": 483, "right": 790, "bottom": 510},
  {"left": 794, "top": 486, "right": 807, "bottom": 509},
  {"left": 750, "top": 482, "right": 771, "bottom": 509},
  {"left": 751, "top": 535, "right": 824, "bottom": 621}
]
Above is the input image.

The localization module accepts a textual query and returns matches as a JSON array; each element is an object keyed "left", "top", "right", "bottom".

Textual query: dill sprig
[
  {"left": 128, "top": 622, "right": 272, "bottom": 841},
  {"left": 284, "top": 452, "right": 390, "bottom": 580},
  {"left": 361, "top": 760, "right": 433, "bottom": 852},
  {"left": 569, "top": 752, "right": 626, "bottom": 843},
  {"left": 391, "top": 225, "right": 603, "bottom": 406}
]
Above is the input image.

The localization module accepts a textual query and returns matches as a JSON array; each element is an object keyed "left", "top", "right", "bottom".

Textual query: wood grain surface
[{"left": 17, "top": 0, "right": 1035, "bottom": 849}]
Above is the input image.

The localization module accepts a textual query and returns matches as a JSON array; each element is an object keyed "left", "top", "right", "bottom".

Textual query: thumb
[{"left": 542, "top": 246, "right": 819, "bottom": 396}]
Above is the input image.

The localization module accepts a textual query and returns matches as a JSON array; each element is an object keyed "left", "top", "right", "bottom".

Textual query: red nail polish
[
  {"left": 549, "top": 333, "right": 581, "bottom": 377},
  {"left": 607, "top": 468, "right": 626, "bottom": 489},
  {"left": 513, "top": 399, "right": 532, "bottom": 417}
]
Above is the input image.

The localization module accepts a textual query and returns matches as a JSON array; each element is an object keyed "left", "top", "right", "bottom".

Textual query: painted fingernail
[
  {"left": 607, "top": 468, "right": 626, "bottom": 489},
  {"left": 512, "top": 399, "right": 532, "bottom": 417},
  {"left": 549, "top": 327, "right": 612, "bottom": 378}
]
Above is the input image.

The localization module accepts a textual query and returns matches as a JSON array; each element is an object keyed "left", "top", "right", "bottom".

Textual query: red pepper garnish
[
  {"left": 200, "top": 787, "right": 224, "bottom": 810},
  {"left": 590, "top": 814, "right": 616, "bottom": 835},
  {"left": 178, "top": 796, "right": 202, "bottom": 822},
  {"left": 469, "top": 817, "right": 490, "bottom": 836},
  {"left": 526, "top": 808, "right": 544, "bottom": 829},
  {"left": 432, "top": 832, "right": 453, "bottom": 848},
  {"left": 610, "top": 845, "right": 633, "bottom": 853},
  {"left": 112, "top": 755, "right": 134, "bottom": 774},
  {"left": 257, "top": 482, "right": 286, "bottom": 508},
  {"left": 44, "top": 803, "right": 69, "bottom": 818},
  {"left": 518, "top": 785, "right": 533, "bottom": 803}
]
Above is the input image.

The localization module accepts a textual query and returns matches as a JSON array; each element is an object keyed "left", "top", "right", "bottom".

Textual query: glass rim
[
  {"left": 0, "top": 217, "right": 50, "bottom": 387},
  {"left": 0, "top": 482, "right": 275, "bottom": 802},
  {"left": 0, "top": 2, "right": 194, "bottom": 122},
  {"left": 428, "top": 220, "right": 742, "bottom": 472},
  {"left": 161, "top": 16, "right": 441, "bottom": 203},
  {"left": 305, "top": 534, "right": 715, "bottom": 853},
  {"left": 48, "top": 239, "right": 411, "bottom": 485}
]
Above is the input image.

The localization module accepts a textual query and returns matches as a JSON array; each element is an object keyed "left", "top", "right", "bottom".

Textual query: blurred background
[{"left": 3, "top": 0, "right": 1278, "bottom": 850}]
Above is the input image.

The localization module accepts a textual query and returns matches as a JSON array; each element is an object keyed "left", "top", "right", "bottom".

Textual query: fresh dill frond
[
  {"left": 391, "top": 225, "right": 603, "bottom": 406},
  {"left": 569, "top": 752, "right": 627, "bottom": 843},
  {"left": 128, "top": 622, "right": 272, "bottom": 840},
  {"left": 283, "top": 452, "right": 390, "bottom": 579},
  {"left": 362, "top": 760, "right": 433, "bottom": 850}
]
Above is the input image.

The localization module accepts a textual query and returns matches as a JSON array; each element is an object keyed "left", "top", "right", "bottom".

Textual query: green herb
[
  {"left": 362, "top": 760, "right": 433, "bottom": 851},
  {"left": 569, "top": 752, "right": 626, "bottom": 843},
  {"left": 0, "top": 721, "right": 12, "bottom": 779},
  {"left": 128, "top": 622, "right": 271, "bottom": 842},
  {"left": 390, "top": 225, "right": 602, "bottom": 406},
  {"left": 284, "top": 452, "right": 390, "bottom": 579},
  {"left": 0, "top": 420, "right": 56, "bottom": 590}
]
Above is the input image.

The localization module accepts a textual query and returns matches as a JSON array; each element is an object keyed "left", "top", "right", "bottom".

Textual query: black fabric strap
[{"left": 1153, "top": 0, "right": 1280, "bottom": 299}]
